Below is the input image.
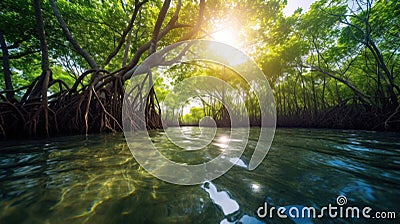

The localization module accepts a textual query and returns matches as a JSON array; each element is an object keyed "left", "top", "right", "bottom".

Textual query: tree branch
[
  {"left": 49, "top": 0, "right": 98, "bottom": 69},
  {"left": 122, "top": 0, "right": 204, "bottom": 81},
  {"left": 0, "top": 50, "right": 40, "bottom": 60},
  {"left": 103, "top": 0, "right": 148, "bottom": 66},
  {"left": 179, "top": 0, "right": 205, "bottom": 41},
  {"left": 310, "top": 66, "right": 371, "bottom": 105}
]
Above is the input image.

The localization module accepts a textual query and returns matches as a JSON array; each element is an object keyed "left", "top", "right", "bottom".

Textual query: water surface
[{"left": 0, "top": 128, "right": 399, "bottom": 223}]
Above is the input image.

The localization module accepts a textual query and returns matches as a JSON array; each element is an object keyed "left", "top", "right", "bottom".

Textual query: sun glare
[
  {"left": 208, "top": 21, "right": 248, "bottom": 66},
  {"left": 211, "top": 29, "right": 238, "bottom": 46}
]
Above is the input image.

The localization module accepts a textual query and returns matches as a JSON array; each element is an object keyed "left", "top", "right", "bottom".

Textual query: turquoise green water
[{"left": 0, "top": 128, "right": 399, "bottom": 223}]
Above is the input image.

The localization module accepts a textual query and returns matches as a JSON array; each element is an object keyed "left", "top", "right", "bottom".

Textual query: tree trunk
[
  {"left": 0, "top": 30, "right": 14, "bottom": 101},
  {"left": 122, "top": 30, "right": 132, "bottom": 67},
  {"left": 365, "top": 42, "right": 399, "bottom": 107},
  {"left": 310, "top": 72, "right": 318, "bottom": 116},
  {"left": 32, "top": 0, "right": 51, "bottom": 136},
  {"left": 144, "top": 0, "right": 172, "bottom": 129},
  {"left": 33, "top": 1, "right": 49, "bottom": 72}
]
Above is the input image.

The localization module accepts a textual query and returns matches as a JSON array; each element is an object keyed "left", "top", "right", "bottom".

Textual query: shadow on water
[{"left": 0, "top": 128, "right": 399, "bottom": 223}]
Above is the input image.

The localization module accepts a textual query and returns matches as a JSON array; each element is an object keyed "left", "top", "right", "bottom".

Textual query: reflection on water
[
  {"left": 0, "top": 128, "right": 399, "bottom": 223},
  {"left": 202, "top": 181, "right": 240, "bottom": 216}
]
